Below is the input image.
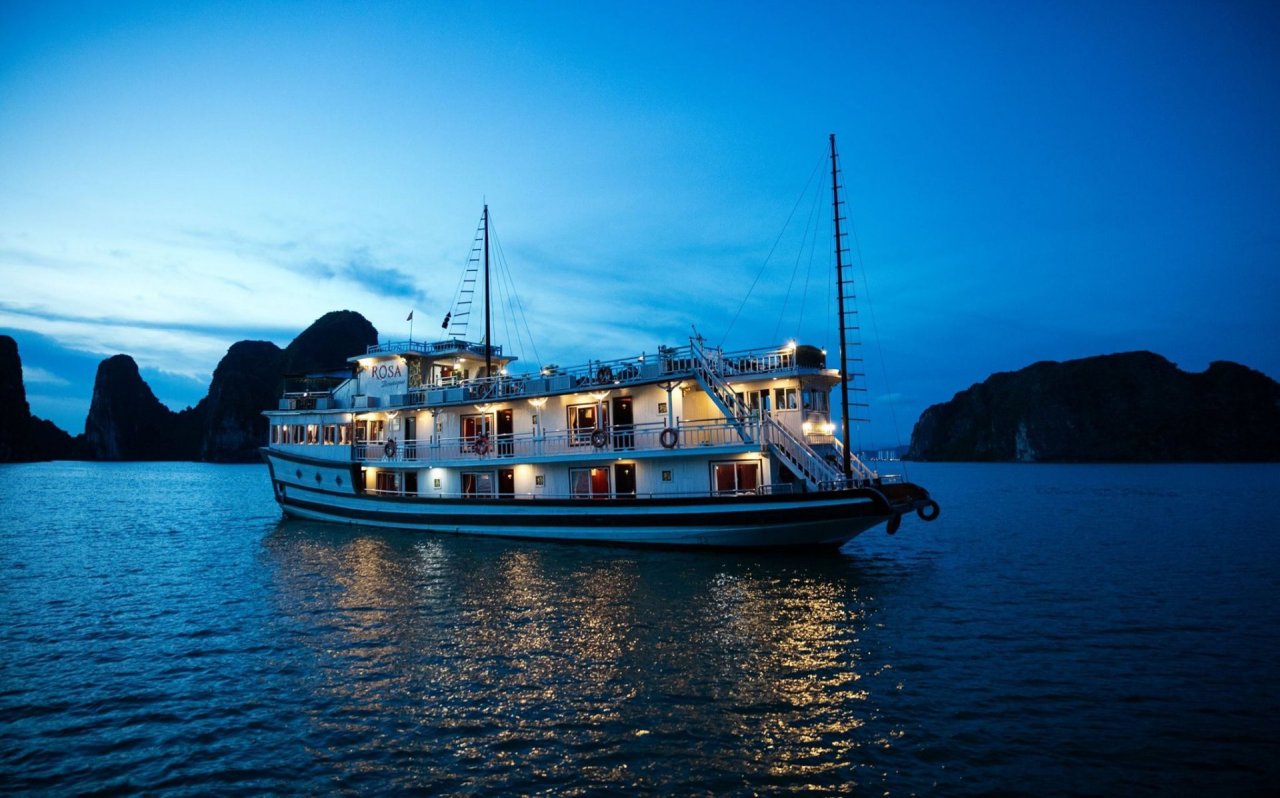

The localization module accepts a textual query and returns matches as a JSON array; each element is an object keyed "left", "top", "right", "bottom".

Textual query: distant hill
[
  {"left": 83, "top": 310, "right": 378, "bottom": 463},
  {"left": 0, "top": 335, "right": 84, "bottom": 462},
  {"left": 907, "top": 351, "right": 1280, "bottom": 462},
  {"left": 0, "top": 310, "right": 378, "bottom": 463}
]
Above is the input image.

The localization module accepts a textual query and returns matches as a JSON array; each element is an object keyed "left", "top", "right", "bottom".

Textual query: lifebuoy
[
  {"left": 659, "top": 427, "right": 678, "bottom": 449},
  {"left": 916, "top": 499, "right": 940, "bottom": 522},
  {"left": 590, "top": 429, "right": 608, "bottom": 449},
  {"left": 384, "top": 439, "right": 397, "bottom": 458},
  {"left": 596, "top": 366, "right": 613, "bottom": 383},
  {"left": 472, "top": 434, "right": 490, "bottom": 455}
]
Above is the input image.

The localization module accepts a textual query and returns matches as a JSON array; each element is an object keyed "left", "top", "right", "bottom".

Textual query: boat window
[
  {"left": 570, "top": 467, "right": 611, "bottom": 498},
  {"left": 291, "top": 424, "right": 304, "bottom": 444},
  {"left": 802, "top": 389, "right": 829, "bottom": 412},
  {"left": 368, "top": 419, "right": 386, "bottom": 441},
  {"left": 323, "top": 425, "right": 337, "bottom": 445},
  {"left": 773, "top": 387, "right": 798, "bottom": 410},
  {"left": 712, "top": 461, "right": 761, "bottom": 496},
  {"left": 461, "top": 413, "right": 494, "bottom": 453},
  {"left": 339, "top": 425, "right": 352, "bottom": 445},
  {"left": 306, "top": 424, "right": 320, "bottom": 444},
  {"left": 737, "top": 389, "right": 772, "bottom": 415},
  {"left": 462, "top": 471, "right": 496, "bottom": 498},
  {"left": 567, "top": 404, "right": 608, "bottom": 447},
  {"left": 375, "top": 471, "right": 399, "bottom": 494}
]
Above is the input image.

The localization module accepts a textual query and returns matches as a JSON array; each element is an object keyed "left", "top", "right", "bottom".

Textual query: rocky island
[
  {"left": 1, "top": 310, "right": 376, "bottom": 463},
  {"left": 908, "top": 351, "right": 1280, "bottom": 462}
]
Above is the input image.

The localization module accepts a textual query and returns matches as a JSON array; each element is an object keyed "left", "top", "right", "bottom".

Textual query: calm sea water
[{"left": 1, "top": 461, "right": 1277, "bottom": 795}]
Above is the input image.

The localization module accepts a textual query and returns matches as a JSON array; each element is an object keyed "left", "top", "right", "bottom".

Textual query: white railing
[
  {"left": 761, "top": 415, "right": 865, "bottom": 490},
  {"left": 360, "top": 483, "right": 804, "bottom": 500},
  {"left": 343, "top": 341, "right": 808, "bottom": 410},
  {"left": 688, "top": 338, "right": 753, "bottom": 442},
  {"left": 354, "top": 417, "right": 759, "bottom": 464}
]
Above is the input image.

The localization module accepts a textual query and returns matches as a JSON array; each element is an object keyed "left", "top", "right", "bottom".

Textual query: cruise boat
[{"left": 261, "top": 137, "right": 939, "bottom": 548}]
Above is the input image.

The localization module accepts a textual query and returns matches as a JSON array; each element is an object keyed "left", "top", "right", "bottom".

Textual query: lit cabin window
[
  {"left": 570, "top": 467, "right": 611, "bottom": 499},
  {"left": 567, "top": 404, "right": 608, "bottom": 446},
  {"left": 462, "top": 471, "right": 496, "bottom": 498},
  {"left": 712, "top": 461, "right": 760, "bottom": 496},
  {"left": 306, "top": 424, "right": 319, "bottom": 444}
]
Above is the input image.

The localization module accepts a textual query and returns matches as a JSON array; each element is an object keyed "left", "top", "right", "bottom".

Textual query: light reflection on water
[
  {"left": 261, "top": 521, "right": 901, "bottom": 793},
  {"left": 3, "top": 462, "right": 1277, "bottom": 794}
]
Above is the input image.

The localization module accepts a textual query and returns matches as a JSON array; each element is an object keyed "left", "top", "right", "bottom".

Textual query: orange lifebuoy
[
  {"left": 472, "top": 434, "right": 490, "bottom": 455},
  {"left": 590, "top": 429, "right": 608, "bottom": 448},
  {"left": 384, "top": 439, "right": 397, "bottom": 458}
]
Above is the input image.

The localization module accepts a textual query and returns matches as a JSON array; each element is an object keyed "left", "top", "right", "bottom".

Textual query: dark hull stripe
[{"left": 278, "top": 490, "right": 891, "bottom": 529}]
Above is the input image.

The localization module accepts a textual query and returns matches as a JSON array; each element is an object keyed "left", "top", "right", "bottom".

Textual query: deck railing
[
  {"left": 353, "top": 417, "right": 759, "bottom": 464},
  {"left": 282, "top": 342, "right": 813, "bottom": 412},
  {"left": 360, "top": 483, "right": 804, "bottom": 500}
]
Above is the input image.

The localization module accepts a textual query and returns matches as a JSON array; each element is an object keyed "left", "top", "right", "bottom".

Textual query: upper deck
[{"left": 278, "top": 340, "right": 835, "bottom": 412}]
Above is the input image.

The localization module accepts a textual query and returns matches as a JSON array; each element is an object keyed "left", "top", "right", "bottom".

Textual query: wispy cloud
[{"left": 21, "top": 365, "right": 69, "bottom": 386}]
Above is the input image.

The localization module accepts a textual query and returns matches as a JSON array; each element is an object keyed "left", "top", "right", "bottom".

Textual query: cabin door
[
  {"left": 403, "top": 416, "right": 417, "bottom": 459},
  {"left": 611, "top": 396, "right": 634, "bottom": 449},
  {"left": 498, "top": 468, "right": 515, "bottom": 497},
  {"left": 497, "top": 409, "right": 514, "bottom": 456},
  {"left": 613, "top": 463, "right": 636, "bottom": 497}
]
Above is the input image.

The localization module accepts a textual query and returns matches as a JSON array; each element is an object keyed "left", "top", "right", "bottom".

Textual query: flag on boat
[
  {"left": 442, "top": 311, "right": 451, "bottom": 329},
  {"left": 406, "top": 310, "right": 414, "bottom": 321}
]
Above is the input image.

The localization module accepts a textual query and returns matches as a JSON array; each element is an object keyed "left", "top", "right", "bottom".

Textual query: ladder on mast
[{"left": 830, "top": 134, "right": 870, "bottom": 481}]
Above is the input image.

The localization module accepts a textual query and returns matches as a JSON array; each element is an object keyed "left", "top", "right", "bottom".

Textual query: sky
[{"left": 2, "top": 0, "right": 1277, "bottom": 448}]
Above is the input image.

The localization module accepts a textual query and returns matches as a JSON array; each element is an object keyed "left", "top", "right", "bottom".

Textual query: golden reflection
[{"left": 263, "top": 523, "right": 899, "bottom": 786}]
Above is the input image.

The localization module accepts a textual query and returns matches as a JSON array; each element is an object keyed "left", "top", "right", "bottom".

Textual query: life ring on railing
[
  {"left": 596, "top": 366, "right": 613, "bottom": 383},
  {"left": 659, "top": 427, "right": 679, "bottom": 449},
  {"left": 590, "top": 429, "right": 609, "bottom": 449},
  {"left": 916, "top": 499, "right": 940, "bottom": 522},
  {"left": 472, "top": 434, "right": 491, "bottom": 456},
  {"left": 383, "top": 439, "right": 397, "bottom": 458}
]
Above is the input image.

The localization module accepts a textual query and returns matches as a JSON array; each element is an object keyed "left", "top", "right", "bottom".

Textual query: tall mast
[
  {"left": 830, "top": 134, "right": 853, "bottom": 482},
  {"left": 483, "top": 203, "right": 492, "bottom": 379}
]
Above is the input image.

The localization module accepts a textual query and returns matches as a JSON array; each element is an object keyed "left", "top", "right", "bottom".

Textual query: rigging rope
[
  {"left": 488, "top": 217, "right": 544, "bottom": 372},
  {"left": 848, "top": 203, "right": 908, "bottom": 476},
  {"left": 719, "top": 151, "right": 826, "bottom": 348}
]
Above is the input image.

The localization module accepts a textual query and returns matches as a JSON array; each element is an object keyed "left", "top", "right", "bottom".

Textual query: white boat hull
[{"left": 263, "top": 450, "right": 895, "bottom": 549}]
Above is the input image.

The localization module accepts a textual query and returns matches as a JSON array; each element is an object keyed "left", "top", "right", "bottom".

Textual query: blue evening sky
[{"left": 2, "top": 1, "right": 1277, "bottom": 448}]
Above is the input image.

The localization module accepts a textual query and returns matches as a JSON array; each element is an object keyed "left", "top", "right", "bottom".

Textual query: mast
[
  {"left": 830, "top": 134, "right": 853, "bottom": 482},
  {"left": 483, "top": 203, "right": 492, "bottom": 379}
]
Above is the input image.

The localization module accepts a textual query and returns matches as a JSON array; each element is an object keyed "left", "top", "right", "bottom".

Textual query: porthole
[
  {"left": 295, "top": 468, "right": 302, "bottom": 479},
  {"left": 336, "top": 475, "right": 344, "bottom": 486},
  {"left": 315, "top": 473, "right": 322, "bottom": 484}
]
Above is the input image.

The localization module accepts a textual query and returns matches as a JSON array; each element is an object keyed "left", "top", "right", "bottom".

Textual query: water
[{"left": 1, "top": 462, "right": 1277, "bottom": 795}]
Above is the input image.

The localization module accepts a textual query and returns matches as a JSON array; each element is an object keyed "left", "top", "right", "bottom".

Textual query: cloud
[{"left": 20, "top": 365, "right": 69, "bottom": 386}]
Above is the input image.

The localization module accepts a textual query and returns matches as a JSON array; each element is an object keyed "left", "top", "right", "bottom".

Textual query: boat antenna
[
  {"left": 483, "top": 203, "right": 492, "bottom": 379},
  {"left": 830, "top": 134, "right": 853, "bottom": 482}
]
